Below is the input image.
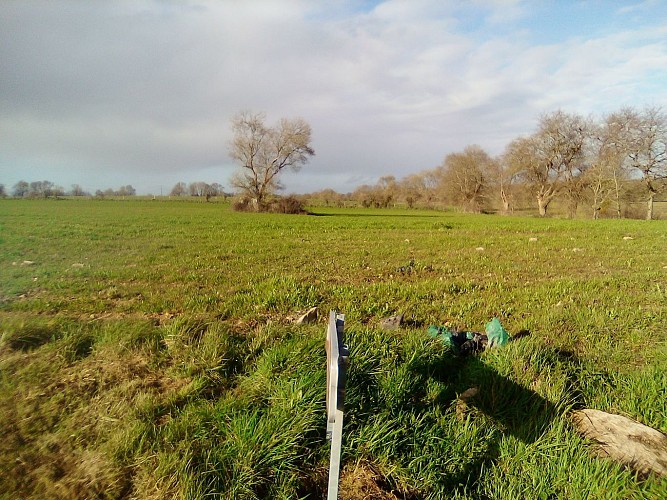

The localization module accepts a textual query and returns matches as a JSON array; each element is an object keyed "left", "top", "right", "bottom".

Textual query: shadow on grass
[
  {"left": 344, "top": 333, "right": 584, "bottom": 498},
  {"left": 308, "top": 212, "right": 444, "bottom": 218}
]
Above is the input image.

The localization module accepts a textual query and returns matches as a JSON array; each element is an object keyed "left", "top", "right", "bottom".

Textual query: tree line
[
  {"left": 2, "top": 181, "right": 138, "bottom": 199},
  {"left": 4, "top": 106, "right": 665, "bottom": 219},
  {"left": 0, "top": 181, "right": 226, "bottom": 200},
  {"left": 168, "top": 182, "right": 226, "bottom": 201},
  {"left": 304, "top": 106, "right": 666, "bottom": 220}
]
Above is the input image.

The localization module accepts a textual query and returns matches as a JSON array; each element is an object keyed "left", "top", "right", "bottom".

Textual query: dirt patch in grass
[{"left": 339, "top": 462, "right": 404, "bottom": 500}]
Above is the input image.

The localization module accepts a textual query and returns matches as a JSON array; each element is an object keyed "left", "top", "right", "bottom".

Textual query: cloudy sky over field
[{"left": 2, "top": 0, "right": 667, "bottom": 195}]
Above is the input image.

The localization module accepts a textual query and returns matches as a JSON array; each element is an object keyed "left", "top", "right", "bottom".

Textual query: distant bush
[
  {"left": 270, "top": 195, "right": 307, "bottom": 214},
  {"left": 231, "top": 195, "right": 307, "bottom": 214},
  {"left": 231, "top": 196, "right": 254, "bottom": 212}
]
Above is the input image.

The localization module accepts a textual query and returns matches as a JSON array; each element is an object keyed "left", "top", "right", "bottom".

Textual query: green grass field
[{"left": 1, "top": 199, "right": 666, "bottom": 499}]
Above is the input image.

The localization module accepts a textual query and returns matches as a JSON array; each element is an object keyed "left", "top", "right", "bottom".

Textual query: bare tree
[
  {"left": 117, "top": 185, "right": 136, "bottom": 196},
  {"left": 439, "top": 145, "right": 492, "bottom": 212},
  {"left": 398, "top": 173, "right": 427, "bottom": 208},
  {"left": 229, "top": 111, "right": 314, "bottom": 211},
  {"left": 617, "top": 106, "right": 667, "bottom": 220},
  {"left": 70, "top": 184, "right": 87, "bottom": 197},
  {"left": 170, "top": 182, "right": 187, "bottom": 197},
  {"left": 494, "top": 154, "right": 521, "bottom": 214},
  {"left": 587, "top": 115, "right": 632, "bottom": 218},
  {"left": 29, "top": 180, "right": 54, "bottom": 198},
  {"left": 377, "top": 176, "right": 397, "bottom": 208},
  {"left": 506, "top": 111, "right": 588, "bottom": 216},
  {"left": 0, "top": 184, "right": 5, "bottom": 198}
]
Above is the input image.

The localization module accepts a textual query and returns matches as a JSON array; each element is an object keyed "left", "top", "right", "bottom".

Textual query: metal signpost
[{"left": 326, "top": 311, "right": 349, "bottom": 500}]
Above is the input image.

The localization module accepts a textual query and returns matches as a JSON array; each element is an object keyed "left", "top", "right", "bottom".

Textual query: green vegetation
[{"left": 1, "top": 198, "right": 666, "bottom": 499}]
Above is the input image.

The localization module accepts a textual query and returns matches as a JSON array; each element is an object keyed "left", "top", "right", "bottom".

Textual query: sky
[{"left": 2, "top": 0, "right": 667, "bottom": 195}]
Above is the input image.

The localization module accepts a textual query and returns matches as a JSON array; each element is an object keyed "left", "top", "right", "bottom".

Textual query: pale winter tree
[
  {"left": 0, "top": 184, "right": 5, "bottom": 197},
  {"left": 53, "top": 185, "right": 65, "bottom": 198},
  {"left": 439, "top": 145, "right": 492, "bottom": 212},
  {"left": 398, "top": 173, "right": 427, "bottom": 208},
  {"left": 507, "top": 111, "right": 588, "bottom": 216},
  {"left": 420, "top": 169, "right": 441, "bottom": 207},
  {"left": 311, "top": 188, "right": 341, "bottom": 207},
  {"left": 117, "top": 185, "right": 136, "bottom": 196},
  {"left": 70, "top": 184, "right": 87, "bottom": 197},
  {"left": 188, "top": 182, "right": 208, "bottom": 197},
  {"left": 29, "top": 180, "right": 55, "bottom": 198},
  {"left": 377, "top": 176, "right": 397, "bottom": 208},
  {"left": 229, "top": 111, "right": 314, "bottom": 210},
  {"left": 615, "top": 106, "right": 667, "bottom": 220},
  {"left": 587, "top": 116, "right": 632, "bottom": 218},
  {"left": 494, "top": 154, "right": 521, "bottom": 213},
  {"left": 170, "top": 182, "right": 187, "bottom": 197},
  {"left": 210, "top": 183, "right": 224, "bottom": 197},
  {"left": 352, "top": 184, "right": 376, "bottom": 208}
]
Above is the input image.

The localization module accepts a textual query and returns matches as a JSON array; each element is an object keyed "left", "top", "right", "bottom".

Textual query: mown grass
[{"left": 0, "top": 198, "right": 666, "bottom": 498}]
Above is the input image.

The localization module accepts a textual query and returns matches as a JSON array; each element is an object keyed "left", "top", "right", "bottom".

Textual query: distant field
[{"left": 1, "top": 199, "right": 666, "bottom": 499}]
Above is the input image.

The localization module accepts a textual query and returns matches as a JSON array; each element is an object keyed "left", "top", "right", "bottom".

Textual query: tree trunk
[
  {"left": 613, "top": 172, "right": 622, "bottom": 219},
  {"left": 537, "top": 195, "right": 549, "bottom": 217},
  {"left": 500, "top": 186, "right": 511, "bottom": 213},
  {"left": 646, "top": 193, "right": 654, "bottom": 220}
]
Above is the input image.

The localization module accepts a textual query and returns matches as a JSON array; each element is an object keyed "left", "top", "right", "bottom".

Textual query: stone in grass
[
  {"left": 456, "top": 387, "right": 479, "bottom": 421},
  {"left": 296, "top": 307, "right": 318, "bottom": 325},
  {"left": 379, "top": 314, "right": 403, "bottom": 330},
  {"left": 571, "top": 408, "right": 667, "bottom": 477}
]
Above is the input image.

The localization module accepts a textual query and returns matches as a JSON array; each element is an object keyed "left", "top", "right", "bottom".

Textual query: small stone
[
  {"left": 21, "top": 260, "right": 35, "bottom": 266},
  {"left": 529, "top": 237, "right": 538, "bottom": 242},
  {"left": 476, "top": 247, "right": 485, "bottom": 252},
  {"left": 459, "top": 387, "right": 479, "bottom": 402},
  {"left": 456, "top": 387, "right": 479, "bottom": 421},
  {"left": 296, "top": 307, "right": 318, "bottom": 325},
  {"left": 623, "top": 236, "right": 634, "bottom": 240},
  {"left": 379, "top": 314, "right": 403, "bottom": 330},
  {"left": 572, "top": 248, "right": 583, "bottom": 253}
]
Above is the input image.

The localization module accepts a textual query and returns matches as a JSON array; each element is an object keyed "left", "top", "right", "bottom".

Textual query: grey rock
[{"left": 379, "top": 314, "right": 403, "bottom": 330}]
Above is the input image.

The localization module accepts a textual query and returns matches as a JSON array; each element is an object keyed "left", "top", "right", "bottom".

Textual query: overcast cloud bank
[{"left": 1, "top": 0, "right": 666, "bottom": 194}]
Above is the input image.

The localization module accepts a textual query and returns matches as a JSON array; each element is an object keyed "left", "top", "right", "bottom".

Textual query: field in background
[{"left": 1, "top": 199, "right": 666, "bottom": 498}]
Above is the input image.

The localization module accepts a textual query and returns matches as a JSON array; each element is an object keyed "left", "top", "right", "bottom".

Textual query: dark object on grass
[{"left": 428, "top": 318, "right": 510, "bottom": 355}]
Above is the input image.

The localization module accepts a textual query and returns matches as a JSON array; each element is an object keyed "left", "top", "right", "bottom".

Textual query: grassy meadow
[{"left": 1, "top": 198, "right": 666, "bottom": 499}]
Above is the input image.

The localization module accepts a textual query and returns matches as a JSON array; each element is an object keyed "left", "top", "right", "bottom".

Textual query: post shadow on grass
[
  {"left": 335, "top": 329, "right": 585, "bottom": 497},
  {"left": 405, "top": 333, "right": 583, "bottom": 495},
  {"left": 424, "top": 331, "right": 575, "bottom": 443}
]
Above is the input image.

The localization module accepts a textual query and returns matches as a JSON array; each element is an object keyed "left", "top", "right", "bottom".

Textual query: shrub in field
[
  {"left": 270, "top": 195, "right": 307, "bottom": 214},
  {"left": 231, "top": 195, "right": 254, "bottom": 212},
  {"left": 231, "top": 194, "right": 307, "bottom": 214}
]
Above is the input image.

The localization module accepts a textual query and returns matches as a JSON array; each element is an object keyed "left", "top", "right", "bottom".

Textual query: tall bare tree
[
  {"left": 615, "top": 106, "right": 667, "bottom": 220},
  {"left": 587, "top": 115, "right": 632, "bottom": 218},
  {"left": 229, "top": 111, "right": 314, "bottom": 210},
  {"left": 170, "top": 182, "right": 187, "bottom": 197},
  {"left": 439, "top": 145, "right": 492, "bottom": 212},
  {"left": 506, "top": 111, "right": 588, "bottom": 216},
  {"left": 398, "top": 173, "right": 427, "bottom": 208}
]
